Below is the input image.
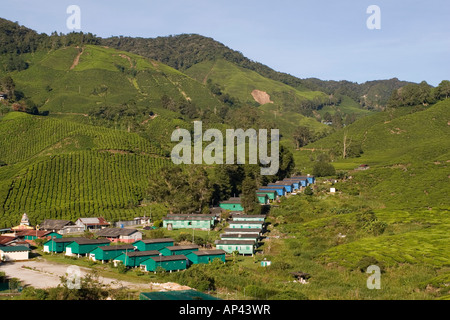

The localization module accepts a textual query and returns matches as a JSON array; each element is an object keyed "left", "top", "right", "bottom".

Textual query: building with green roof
[
  {"left": 228, "top": 221, "right": 265, "bottom": 229},
  {"left": 215, "top": 240, "right": 255, "bottom": 255},
  {"left": 219, "top": 197, "right": 244, "bottom": 212},
  {"left": 232, "top": 215, "right": 266, "bottom": 222},
  {"left": 65, "top": 238, "right": 110, "bottom": 257},
  {"left": 159, "top": 245, "right": 199, "bottom": 257},
  {"left": 88, "top": 244, "right": 135, "bottom": 263},
  {"left": 43, "top": 237, "right": 85, "bottom": 253},
  {"left": 113, "top": 250, "right": 160, "bottom": 267},
  {"left": 256, "top": 190, "right": 278, "bottom": 201},
  {"left": 0, "top": 246, "right": 31, "bottom": 261},
  {"left": 163, "top": 215, "right": 216, "bottom": 230},
  {"left": 140, "top": 255, "right": 188, "bottom": 272},
  {"left": 133, "top": 238, "right": 174, "bottom": 251},
  {"left": 220, "top": 233, "right": 260, "bottom": 243},
  {"left": 256, "top": 193, "right": 270, "bottom": 205},
  {"left": 186, "top": 249, "right": 226, "bottom": 265}
]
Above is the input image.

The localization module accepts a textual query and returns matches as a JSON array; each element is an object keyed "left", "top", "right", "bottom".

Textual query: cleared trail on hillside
[{"left": 70, "top": 47, "right": 84, "bottom": 70}]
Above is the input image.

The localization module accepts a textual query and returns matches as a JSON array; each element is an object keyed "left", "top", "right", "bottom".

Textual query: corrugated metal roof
[
  {"left": 147, "top": 254, "right": 187, "bottom": 262},
  {"left": 94, "top": 228, "right": 139, "bottom": 237},
  {"left": 215, "top": 240, "right": 255, "bottom": 245},
  {"left": 223, "top": 228, "right": 262, "bottom": 234},
  {"left": 0, "top": 245, "right": 31, "bottom": 252},
  {"left": 228, "top": 221, "right": 264, "bottom": 225},
  {"left": 78, "top": 217, "right": 109, "bottom": 225},
  {"left": 231, "top": 214, "right": 266, "bottom": 218},
  {"left": 70, "top": 238, "right": 110, "bottom": 245},
  {"left": 137, "top": 238, "right": 174, "bottom": 244},
  {"left": 39, "top": 219, "right": 73, "bottom": 230},
  {"left": 49, "top": 237, "right": 85, "bottom": 243},
  {"left": 221, "top": 233, "right": 259, "bottom": 239},
  {"left": 190, "top": 250, "right": 226, "bottom": 256},
  {"left": 98, "top": 244, "right": 135, "bottom": 251},
  {"left": 163, "top": 216, "right": 211, "bottom": 221},
  {"left": 125, "top": 250, "right": 160, "bottom": 257},
  {"left": 164, "top": 245, "right": 199, "bottom": 251},
  {"left": 0, "top": 236, "right": 16, "bottom": 245}
]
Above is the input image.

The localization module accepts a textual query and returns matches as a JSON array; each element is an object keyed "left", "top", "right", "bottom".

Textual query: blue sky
[{"left": 1, "top": 0, "right": 449, "bottom": 85}]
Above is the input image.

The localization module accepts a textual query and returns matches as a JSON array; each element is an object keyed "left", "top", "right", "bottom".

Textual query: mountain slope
[
  {"left": 295, "top": 99, "right": 450, "bottom": 210},
  {"left": 10, "top": 44, "right": 225, "bottom": 114},
  {"left": 184, "top": 58, "right": 332, "bottom": 140},
  {"left": 0, "top": 112, "right": 171, "bottom": 228},
  {"left": 102, "top": 33, "right": 413, "bottom": 110},
  {"left": 185, "top": 58, "right": 329, "bottom": 107}
]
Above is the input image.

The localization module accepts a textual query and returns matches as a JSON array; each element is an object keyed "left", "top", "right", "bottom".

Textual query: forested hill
[
  {"left": 102, "top": 33, "right": 413, "bottom": 110},
  {"left": 0, "top": 17, "right": 420, "bottom": 111}
]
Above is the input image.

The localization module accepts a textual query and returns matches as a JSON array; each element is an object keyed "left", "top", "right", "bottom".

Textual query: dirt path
[
  {"left": 141, "top": 114, "right": 158, "bottom": 125},
  {"left": 0, "top": 259, "right": 190, "bottom": 291},
  {"left": 202, "top": 60, "right": 217, "bottom": 84},
  {"left": 119, "top": 54, "right": 133, "bottom": 68},
  {"left": 70, "top": 47, "right": 84, "bottom": 70}
]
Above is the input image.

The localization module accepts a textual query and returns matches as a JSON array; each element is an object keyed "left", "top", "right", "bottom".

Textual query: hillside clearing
[{"left": 251, "top": 89, "right": 273, "bottom": 105}]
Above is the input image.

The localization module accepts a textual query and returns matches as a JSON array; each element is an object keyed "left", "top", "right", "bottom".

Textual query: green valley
[{"left": 0, "top": 16, "right": 449, "bottom": 301}]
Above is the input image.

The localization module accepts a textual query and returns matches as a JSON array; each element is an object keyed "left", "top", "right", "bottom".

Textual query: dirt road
[{"left": 0, "top": 258, "right": 190, "bottom": 291}]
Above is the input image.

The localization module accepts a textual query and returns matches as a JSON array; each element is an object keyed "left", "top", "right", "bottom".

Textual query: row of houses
[
  {"left": 158, "top": 175, "right": 315, "bottom": 256},
  {"left": 215, "top": 214, "right": 266, "bottom": 255},
  {"left": 1, "top": 175, "right": 314, "bottom": 264},
  {"left": 214, "top": 175, "right": 316, "bottom": 255},
  {"left": 219, "top": 175, "right": 316, "bottom": 211},
  {"left": 43, "top": 237, "right": 226, "bottom": 273},
  {"left": 0, "top": 214, "right": 147, "bottom": 262},
  {"left": 2, "top": 215, "right": 150, "bottom": 236}
]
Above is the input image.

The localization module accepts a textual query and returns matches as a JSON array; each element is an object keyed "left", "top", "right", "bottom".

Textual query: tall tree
[
  {"left": 435, "top": 80, "right": 450, "bottom": 100},
  {"left": 292, "top": 126, "right": 312, "bottom": 149},
  {"left": 241, "top": 173, "right": 261, "bottom": 215},
  {"left": 323, "top": 112, "right": 332, "bottom": 122},
  {"left": 332, "top": 112, "right": 343, "bottom": 129},
  {"left": 276, "top": 145, "right": 295, "bottom": 181},
  {"left": 187, "top": 166, "right": 212, "bottom": 213},
  {"left": 1, "top": 76, "right": 15, "bottom": 100}
]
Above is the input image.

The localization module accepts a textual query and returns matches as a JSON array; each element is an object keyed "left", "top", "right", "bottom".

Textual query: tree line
[
  {"left": 387, "top": 80, "right": 450, "bottom": 108},
  {"left": 146, "top": 146, "right": 295, "bottom": 215}
]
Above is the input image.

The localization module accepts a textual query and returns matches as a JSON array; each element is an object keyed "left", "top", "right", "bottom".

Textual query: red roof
[
  {"left": 0, "top": 236, "right": 16, "bottom": 245},
  {"left": 16, "top": 230, "right": 51, "bottom": 237}
]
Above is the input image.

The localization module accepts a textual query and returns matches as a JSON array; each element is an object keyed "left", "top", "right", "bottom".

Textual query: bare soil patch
[
  {"left": 0, "top": 259, "right": 191, "bottom": 291},
  {"left": 251, "top": 90, "right": 273, "bottom": 105},
  {"left": 70, "top": 47, "right": 84, "bottom": 70}
]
